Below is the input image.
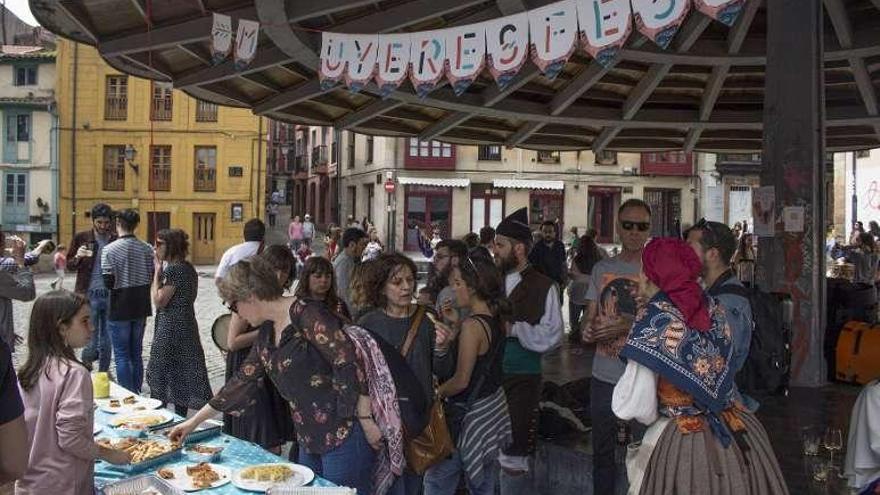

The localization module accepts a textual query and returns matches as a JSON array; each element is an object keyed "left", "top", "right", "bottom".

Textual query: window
[
  {"left": 347, "top": 133, "right": 355, "bottom": 169},
  {"left": 595, "top": 150, "right": 618, "bottom": 165},
  {"left": 348, "top": 186, "right": 357, "bottom": 218},
  {"left": 195, "top": 100, "right": 218, "bottom": 122},
  {"left": 366, "top": 136, "right": 374, "bottom": 163},
  {"left": 408, "top": 139, "right": 452, "bottom": 158},
  {"left": 151, "top": 83, "right": 173, "bottom": 121},
  {"left": 13, "top": 66, "right": 37, "bottom": 86},
  {"left": 149, "top": 145, "right": 172, "bottom": 191},
  {"left": 194, "top": 146, "right": 217, "bottom": 192},
  {"left": 537, "top": 150, "right": 560, "bottom": 164},
  {"left": 102, "top": 145, "right": 125, "bottom": 191},
  {"left": 478, "top": 145, "right": 502, "bottom": 161},
  {"left": 4, "top": 173, "right": 25, "bottom": 206},
  {"left": 6, "top": 114, "right": 29, "bottom": 142},
  {"left": 331, "top": 140, "right": 338, "bottom": 164},
  {"left": 105, "top": 76, "right": 128, "bottom": 120}
]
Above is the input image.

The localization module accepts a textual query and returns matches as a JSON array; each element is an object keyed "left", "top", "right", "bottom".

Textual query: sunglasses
[
  {"left": 224, "top": 300, "right": 238, "bottom": 314},
  {"left": 621, "top": 221, "right": 651, "bottom": 232}
]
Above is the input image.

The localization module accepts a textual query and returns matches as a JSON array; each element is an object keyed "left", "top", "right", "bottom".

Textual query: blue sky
[{"left": 4, "top": 0, "right": 38, "bottom": 27}]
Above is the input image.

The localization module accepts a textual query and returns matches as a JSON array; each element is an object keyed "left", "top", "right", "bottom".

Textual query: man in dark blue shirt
[{"left": 528, "top": 221, "right": 567, "bottom": 297}]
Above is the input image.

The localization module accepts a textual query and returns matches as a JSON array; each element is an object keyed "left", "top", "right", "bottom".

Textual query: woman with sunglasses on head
[
  {"left": 221, "top": 245, "right": 297, "bottom": 454},
  {"left": 147, "top": 229, "right": 212, "bottom": 418},
  {"left": 295, "top": 257, "right": 351, "bottom": 321},
  {"left": 613, "top": 238, "right": 787, "bottom": 494},
  {"left": 171, "top": 256, "right": 376, "bottom": 494},
  {"left": 424, "top": 255, "right": 512, "bottom": 495}
]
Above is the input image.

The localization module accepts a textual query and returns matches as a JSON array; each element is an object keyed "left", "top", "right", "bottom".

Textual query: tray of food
[
  {"left": 97, "top": 394, "right": 163, "bottom": 414},
  {"left": 152, "top": 419, "right": 222, "bottom": 443},
  {"left": 232, "top": 463, "right": 315, "bottom": 492},
  {"left": 99, "top": 474, "right": 184, "bottom": 495},
  {"left": 98, "top": 437, "right": 183, "bottom": 473},
  {"left": 184, "top": 444, "right": 224, "bottom": 463},
  {"left": 157, "top": 463, "right": 232, "bottom": 492}
]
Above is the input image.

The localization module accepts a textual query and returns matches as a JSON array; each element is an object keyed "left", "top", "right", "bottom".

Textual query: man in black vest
[{"left": 493, "top": 207, "right": 564, "bottom": 493}]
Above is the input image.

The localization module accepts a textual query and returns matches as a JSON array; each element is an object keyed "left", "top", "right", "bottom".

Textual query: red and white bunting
[
  {"left": 631, "top": 0, "right": 691, "bottom": 49},
  {"left": 528, "top": 0, "right": 578, "bottom": 80},
  {"left": 410, "top": 29, "right": 447, "bottom": 98},
  {"left": 233, "top": 19, "right": 260, "bottom": 70},
  {"left": 376, "top": 33, "right": 412, "bottom": 98},
  {"left": 210, "top": 13, "right": 233, "bottom": 64},
  {"left": 485, "top": 12, "right": 529, "bottom": 89},
  {"left": 577, "top": 0, "right": 632, "bottom": 67},
  {"left": 344, "top": 35, "right": 379, "bottom": 92},
  {"left": 693, "top": 0, "right": 744, "bottom": 26},
  {"left": 445, "top": 24, "right": 487, "bottom": 96}
]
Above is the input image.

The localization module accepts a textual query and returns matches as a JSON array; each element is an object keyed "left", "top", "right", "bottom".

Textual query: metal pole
[
  {"left": 334, "top": 126, "right": 343, "bottom": 225},
  {"left": 852, "top": 152, "right": 858, "bottom": 226}
]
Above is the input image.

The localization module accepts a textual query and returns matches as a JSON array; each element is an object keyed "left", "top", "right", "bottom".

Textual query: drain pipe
[
  {"left": 70, "top": 42, "right": 79, "bottom": 237},
  {"left": 256, "top": 117, "right": 264, "bottom": 218}
]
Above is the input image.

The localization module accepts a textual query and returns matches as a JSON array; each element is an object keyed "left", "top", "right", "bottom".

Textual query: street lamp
[{"left": 124, "top": 144, "right": 139, "bottom": 173}]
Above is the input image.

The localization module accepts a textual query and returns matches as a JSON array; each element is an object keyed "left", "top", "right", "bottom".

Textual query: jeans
[
  {"left": 298, "top": 422, "right": 376, "bottom": 495},
  {"left": 388, "top": 470, "right": 424, "bottom": 495},
  {"left": 82, "top": 290, "right": 112, "bottom": 372},
  {"left": 499, "top": 459, "right": 535, "bottom": 494},
  {"left": 425, "top": 450, "right": 498, "bottom": 495},
  {"left": 108, "top": 318, "right": 146, "bottom": 393}
]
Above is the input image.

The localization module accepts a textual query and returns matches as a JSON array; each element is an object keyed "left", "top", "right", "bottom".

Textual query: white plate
[
  {"left": 96, "top": 395, "right": 163, "bottom": 414},
  {"left": 109, "top": 410, "right": 175, "bottom": 429},
  {"left": 232, "top": 463, "right": 315, "bottom": 493},
  {"left": 157, "top": 463, "right": 231, "bottom": 492}
]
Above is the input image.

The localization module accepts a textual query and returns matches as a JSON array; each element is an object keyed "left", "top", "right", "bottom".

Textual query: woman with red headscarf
[{"left": 612, "top": 238, "right": 788, "bottom": 494}]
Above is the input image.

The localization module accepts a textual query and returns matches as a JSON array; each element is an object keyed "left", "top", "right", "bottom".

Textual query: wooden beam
[
  {"left": 592, "top": 127, "right": 620, "bottom": 153},
  {"left": 506, "top": 122, "right": 544, "bottom": 147},
  {"left": 56, "top": 1, "right": 98, "bottom": 42},
  {"left": 850, "top": 57, "right": 879, "bottom": 115},
  {"left": 254, "top": 79, "right": 330, "bottom": 114},
  {"left": 496, "top": 0, "right": 527, "bottom": 15},
  {"left": 550, "top": 64, "right": 611, "bottom": 116},
  {"left": 700, "top": 65, "right": 730, "bottom": 121},
  {"left": 334, "top": 100, "right": 405, "bottom": 129},
  {"left": 176, "top": 46, "right": 294, "bottom": 88},
  {"left": 240, "top": 73, "right": 283, "bottom": 93},
  {"left": 824, "top": 0, "right": 853, "bottom": 49},
  {"left": 121, "top": 53, "right": 172, "bottom": 80},
  {"left": 728, "top": 0, "right": 762, "bottom": 53},
  {"left": 287, "top": 0, "right": 380, "bottom": 22},
  {"left": 128, "top": 0, "right": 147, "bottom": 23},
  {"left": 332, "top": 0, "right": 487, "bottom": 33},
  {"left": 683, "top": 129, "right": 701, "bottom": 153},
  {"left": 176, "top": 44, "right": 211, "bottom": 65},
  {"left": 257, "top": 0, "right": 320, "bottom": 68}
]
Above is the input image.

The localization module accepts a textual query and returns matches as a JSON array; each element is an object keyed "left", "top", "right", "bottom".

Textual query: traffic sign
[{"left": 384, "top": 179, "right": 396, "bottom": 193}]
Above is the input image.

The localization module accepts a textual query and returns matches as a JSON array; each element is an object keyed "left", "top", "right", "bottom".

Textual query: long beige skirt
[{"left": 638, "top": 411, "right": 790, "bottom": 495}]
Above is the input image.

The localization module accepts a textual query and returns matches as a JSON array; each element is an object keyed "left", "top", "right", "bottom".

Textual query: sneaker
[{"left": 50, "top": 280, "right": 57, "bottom": 290}]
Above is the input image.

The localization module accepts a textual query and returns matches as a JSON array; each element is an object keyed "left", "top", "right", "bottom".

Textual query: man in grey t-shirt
[
  {"left": 333, "top": 228, "right": 368, "bottom": 311},
  {"left": 582, "top": 199, "right": 652, "bottom": 495}
]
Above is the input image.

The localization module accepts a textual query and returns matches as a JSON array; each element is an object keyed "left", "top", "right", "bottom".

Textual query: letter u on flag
[
  {"left": 528, "top": 0, "right": 578, "bottom": 80},
  {"left": 234, "top": 19, "right": 260, "bottom": 70},
  {"left": 211, "top": 13, "right": 233, "bottom": 65},
  {"left": 320, "top": 32, "right": 348, "bottom": 90}
]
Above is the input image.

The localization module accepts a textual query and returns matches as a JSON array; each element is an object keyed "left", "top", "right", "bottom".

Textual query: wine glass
[{"left": 823, "top": 427, "right": 843, "bottom": 468}]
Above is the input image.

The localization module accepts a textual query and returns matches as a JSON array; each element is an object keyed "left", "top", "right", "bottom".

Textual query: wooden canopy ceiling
[{"left": 29, "top": 0, "right": 880, "bottom": 152}]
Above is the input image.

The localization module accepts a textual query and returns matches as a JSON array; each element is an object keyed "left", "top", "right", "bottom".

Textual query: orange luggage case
[{"left": 836, "top": 321, "right": 880, "bottom": 384}]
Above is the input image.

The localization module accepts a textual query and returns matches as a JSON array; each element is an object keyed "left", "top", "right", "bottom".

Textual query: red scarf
[{"left": 642, "top": 238, "right": 711, "bottom": 332}]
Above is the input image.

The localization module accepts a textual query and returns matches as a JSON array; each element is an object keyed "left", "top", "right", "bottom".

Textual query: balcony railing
[
  {"left": 717, "top": 153, "right": 761, "bottom": 164},
  {"left": 150, "top": 166, "right": 171, "bottom": 191},
  {"left": 478, "top": 145, "right": 502, "bottom": 161},
  {"left": 151, "top": 98, "right": 172, "bottom": 121},
  {"left": 195, "top": 102, "right": 218, "bottom": 122},
  {"left": 105, "top": 97, "right": 127, "bottom": 120},
  {"left": 537, "top": 150, "right": 560, "bottom": 164},
  {"left": 312, "top": 145, "right": 328, "bottom": 168},
  {"left": 103, "top": 166, "right": 124, "bottom": 191},
  {"left": 194, "top": 167, "right": 216, "bottom": 192}
]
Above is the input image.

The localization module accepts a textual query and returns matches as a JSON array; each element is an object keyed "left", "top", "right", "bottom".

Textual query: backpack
[{"left": 711, "top": 278, "right": 792, "bottom": 396}]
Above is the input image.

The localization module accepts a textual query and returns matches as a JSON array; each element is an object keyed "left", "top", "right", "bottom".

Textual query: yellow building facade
[{"left": 55, "top": 39, "right": 266, "bottom": 263}]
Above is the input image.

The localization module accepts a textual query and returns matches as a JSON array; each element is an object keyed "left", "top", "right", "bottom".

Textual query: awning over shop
[
  {"left": 397, "top": 177, "right": 470, "bottom": 188},
  {"left": 493, "top": 179, "right": 564, "bottom": 190}
]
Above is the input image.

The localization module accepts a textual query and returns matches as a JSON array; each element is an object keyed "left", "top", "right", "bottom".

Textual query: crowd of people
[{"left": 0, "top": 198, "right": 798, "bottom": 495}]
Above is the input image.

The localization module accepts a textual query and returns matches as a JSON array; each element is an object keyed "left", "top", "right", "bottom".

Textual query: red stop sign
[{"left": 384, "top": 179, "right": 396, "bottom": 193}]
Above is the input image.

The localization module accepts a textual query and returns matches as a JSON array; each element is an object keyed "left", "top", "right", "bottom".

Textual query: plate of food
[
  {"left": 97, "top": 437, "right": 182, "bottom": 471},
  {"left": 184, "top": 444, "right": 224, "bottom": 463},
  {"left": 157, "top": 463, "right": 231, "bottom": 492},
  {"left": 232, "top": 463, "right": 314, "bottom": 492},
  {"left": 96, "top": 395, "right": 163, "bottom": 414},
  {"left": 110, "top": 410, "right": 175, "bottom": 431}
]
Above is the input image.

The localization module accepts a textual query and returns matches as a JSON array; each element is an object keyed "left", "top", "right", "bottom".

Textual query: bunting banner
[
  {"left": 631, "top": 0, "right": 691, "bottom": 49},
  {"left": 314, "top": 0, "right": 745, "bottom": 96},
  {"left": 693, "top": 0, "right": 744, "bottom": 26},
  {"left": 233, "top": 19, "right": 260, "bottom": 70},
  {"left": 578, "top": 0, "right": 632, "bottom": 68},
  {"left": 210, "top": 13, "right": 233, "bottom": 65}
]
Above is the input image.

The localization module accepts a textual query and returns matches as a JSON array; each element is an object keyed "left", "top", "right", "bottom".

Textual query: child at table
[{"left": 15, "top": 290, "right": 129, "bottom": 495}]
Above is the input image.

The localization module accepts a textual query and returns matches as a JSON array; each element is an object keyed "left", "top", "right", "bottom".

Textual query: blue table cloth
[{"left": 94, "top": 402, "right": 336, "bottom": 492}]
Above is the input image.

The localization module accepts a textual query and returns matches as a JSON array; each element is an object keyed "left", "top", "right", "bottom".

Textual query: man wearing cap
[
  {"left": 302, "top": 213, "right": 316, "bottom": 247},
  {"left": 493, "top": 207, "right": 563, "bottom": 492},
  {"left": 66, "top": 203, "right": 117, "bottom": 371}
]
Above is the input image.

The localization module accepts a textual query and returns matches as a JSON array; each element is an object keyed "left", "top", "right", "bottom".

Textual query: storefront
[
  {"left": 399, "top": 177, "right": 469, "bottom": 251},
  {"left": 470, "top": 182, "right": 505, "bottom": 232}
]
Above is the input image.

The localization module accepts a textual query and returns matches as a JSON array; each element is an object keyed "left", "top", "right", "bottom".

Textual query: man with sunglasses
[{"left": 582, "top": 198, "right": 651, "bottom": 495}]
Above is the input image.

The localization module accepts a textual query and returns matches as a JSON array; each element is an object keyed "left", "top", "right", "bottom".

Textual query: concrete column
[{"left": 758, "top": 0, "right": 826, "bottom": 386}]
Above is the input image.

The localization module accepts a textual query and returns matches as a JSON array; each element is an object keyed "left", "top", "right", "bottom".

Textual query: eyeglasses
[
  {"left": 621, "top": 221, "right": 651, "bottom": 232},
  {"left": 224, "top": 300, "right": 238, "bottom": 314}
]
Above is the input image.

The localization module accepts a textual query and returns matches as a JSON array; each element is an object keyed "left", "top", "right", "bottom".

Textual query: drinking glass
[{"left": 824, "top": 427, "right": 844, "bottom": 467}]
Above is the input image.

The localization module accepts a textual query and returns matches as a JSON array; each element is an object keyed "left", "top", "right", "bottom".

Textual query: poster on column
[
  {"left": 485, "top": 12, "right": 529, "bottom": 89},
  {"left": 693, "top": 0, "right": 744, "bottom": 27},
  {"left": 344, "top": 34, "right": 378, "bottom": 92},
  {"left": 752, "top": 186, "right": 776, "bottom": 237},
  {"left": 577, "top": 0, "right": 632, "bottom": 67},
  {"left": 528, "top": 0, "right": 578, "bottom": 80},
  {"left": 319, "top": 32, "right": 348, "bottom": 89},
  {"left": 445, "top": 24, "right": 487, "bottom": 95},
  {"left": 631, "top": 0, "right": 691, "bottom": 49},
  {"left": 376, "top": 33, "right": 411, "bottom": 98},
  {"left": 410, "top": 29, "right": 446, "bottom": 98}
]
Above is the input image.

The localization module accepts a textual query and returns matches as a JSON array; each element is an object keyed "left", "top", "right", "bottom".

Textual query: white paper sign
[
  {"left": 752, "top": 186, "right": 776, "bottom": 237},
  {"left": 577, "top": 0, "right": 632, "bottom": 67},
  {"left": 445, "top": 23, "right": 487, "bottom": 95},
  {"left": 344, "top": 35, "right": 379, "bottom": 92},
  {"left": 376, "top": 33, "right": 411, "bottom": 97},
  {"left": 783, "top": 206, "right": 805, "bottom": 233},
  {"left": 320, "top": 32, "right": 348, "bottom": 89},
  {"left": 234, "top": 19, "right": 260, "bottom": 70},
  {"left": 211, "top": 13, "right": 233, "bottom": 64},
  {"left": 410, "top": 29, "right": 447, "bottom": 97},
  {"left": 528, "top": 0, "right": 578, "bottom": 79},
  {"left": 631, "top": 0, "right": 691, "bottom": 48},
  {"left": 485, "top": 12, "right": 529, "bottom": 89},
  {"left": 694, "top": 0, "right": 744, "bottom": 26}
]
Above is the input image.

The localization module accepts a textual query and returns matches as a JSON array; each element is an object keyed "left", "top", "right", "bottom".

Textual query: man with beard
[
  {"left": 688, "top": 219, "right": 757, "bottom": 411},
  {"left": 582, "top": 198, "right": 651, "bottom": 495},
  {"left": 66, "top": 203, "right": 117, "bottom": 371},
  {"left": 493, "top": 207, "right": 563, "bottom": 493},
  {"left": 430, "top": 239, "right": 468, "bottom": 321},
  {"left": 528, "top": 221, "right": 567, "bottom": 301}
]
